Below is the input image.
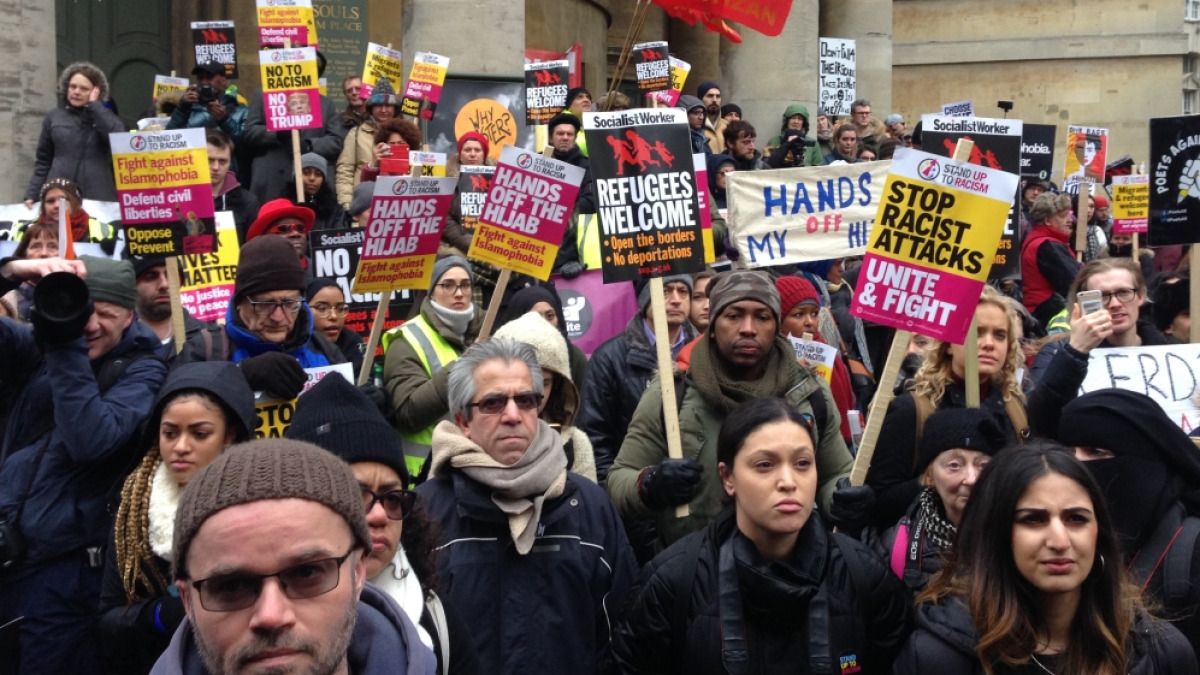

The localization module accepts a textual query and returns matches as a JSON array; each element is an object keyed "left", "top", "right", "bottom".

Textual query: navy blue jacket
[
  {"left": 0, "top": 318, "right": 166, "bottom": 570},
  {"left": 417, "top": 470, "right": 637, "bottom": 675}
]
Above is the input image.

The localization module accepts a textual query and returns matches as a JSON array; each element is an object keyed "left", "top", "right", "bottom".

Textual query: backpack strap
[
  {"left": 807, "top": 388, "right": 829, "bottom": 442},
  {"left": 426, "top": 593, "right": 452, "bottom": 675},
  {"left": 889, "top": 524, "right": 909, "bottom": 580},
  {"left": 1162, "top": 516, "right": 1200, "bottom": 608}
]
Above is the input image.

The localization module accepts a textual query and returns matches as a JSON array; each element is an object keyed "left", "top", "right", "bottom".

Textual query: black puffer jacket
[
  {"left": 612, "top": 509, "right": 912, "bottom": 675},
  {"left": 894, "top": 597, "right": 1198, "bottom": 675},
  {"left": 25, "top": 101, "right": 126, "bottom": 201}
]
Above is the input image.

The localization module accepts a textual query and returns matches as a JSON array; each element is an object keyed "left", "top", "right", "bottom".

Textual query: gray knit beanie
[
  {"left": 172, "top": 439, "right": 370, "bottom": 578},
  {"left": 81, "top": 256, "right": 136, "bottom": 309},
  {"left": 707, "top": 270, "right": 781, "bottom": 327},
  {"left": 430, "top": 255, "right": 474, "bottom": 292}
]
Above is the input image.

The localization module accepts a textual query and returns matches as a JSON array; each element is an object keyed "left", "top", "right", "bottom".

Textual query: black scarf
[
  {"left": 913, "top": 487, "right": 957, "bottom": 552},
  {"left": 1085, "top": 456, "right": 1176, "bottom": 552}
]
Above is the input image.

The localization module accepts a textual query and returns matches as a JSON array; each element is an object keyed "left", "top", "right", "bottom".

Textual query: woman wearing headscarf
[{"left": 499, "top": 283, "right": 587, "bottom": 386}]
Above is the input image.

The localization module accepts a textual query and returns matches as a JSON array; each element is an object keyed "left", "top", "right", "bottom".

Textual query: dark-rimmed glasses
[
  {"left": 434, "top": 281, "right": 472, "bottom": 295},
  {"left": 468, "top": 391, "right": 542, "bottom": 415},
  {"left": 1097, "top": 288, "right": 1138, "bottom": 305},
  {"left": 361, "top": 487, "right": 416, "bottom": 520},
  {"left": 189, "top": 548, "right": 355, "bottom": 612},
  {"left": 311, "top": 302, "right": 350, "bottom": 316},
  {"left": 245, "top": 297, "right": 304, "bottom": 317}
]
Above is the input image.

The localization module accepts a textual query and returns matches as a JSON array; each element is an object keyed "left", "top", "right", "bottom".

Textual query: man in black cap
[
  {"left": 127, "top": 253, "right": 226, "bottom": 365},
  {"left": 167, "top": 61, "right": 246, "bottom": 139},
  {"left": 0, "top": 255, "right": 167, "bottom": 672},
  {"left": 696, "top": 81, "right": 727, "bottom": 154}
]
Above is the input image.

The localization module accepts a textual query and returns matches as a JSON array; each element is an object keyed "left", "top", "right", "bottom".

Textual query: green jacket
[
  {"left": 383, "top": 298, "right": 478, "bottom": 435},
  {"left": 607, "top": 360, "right": 852, "bottom": 548},
  {"left": 765, "top": 103, "right": 825, "bottom": 168}
]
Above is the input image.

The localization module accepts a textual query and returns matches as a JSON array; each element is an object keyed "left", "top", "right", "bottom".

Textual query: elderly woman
[
  {"left": 25, "top": 62, "right": 125, "bottom": 204},
  {"left": 1020, "top": 191, "right": 1081, "bottom": 326}
]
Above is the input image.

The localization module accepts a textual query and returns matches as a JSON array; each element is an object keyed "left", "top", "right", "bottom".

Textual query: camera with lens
[
  {"left": 197, "top": 84, "right": 217, "bottom": 105},
  {"left": 31, "top": 271, "right": 93, "bottom": 346},
  {"left": 785, "top": 130, "right": 815, "bottom": 148}
]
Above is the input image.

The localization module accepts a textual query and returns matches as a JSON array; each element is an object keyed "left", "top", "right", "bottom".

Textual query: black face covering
[
  {"left": 1084, "top": 456, "right": 1177, "bottom": 552},
  {"left": 1108, "top": 242, "right": 1133, "bottom": 258}
]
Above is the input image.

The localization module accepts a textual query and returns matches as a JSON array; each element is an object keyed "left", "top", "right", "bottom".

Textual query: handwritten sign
[
  {"left": 632, "top": 41, "right": 670, "bottom": 92},
  {"left": 400, "top": 51, "right": 449, "bottom": 120},
  {"left": 179, "top": 213, "right": 239, "bottom": 322},
  {"left": 818, "top": 38, "right": 856, "bottom": 117},
  {"left": 191, "top": 21, "right": 238, "bottom": 78},
  {"left": 524, "top": 60, "right": 569, "bottom": 125},
  {"left": 360, "top": 42, "right": 404, "bottom": 100},
  {"left": 1111, "top": 174, "right": 1149, "bottom": 235},
  {"left": 849, "top": 147, "right": 1018, "bottom": 343},
  {"left": 259, "top": 47, "right": 323, "bottom": 132},
  {"left": 353, "top": 176, "right": 456, "bottom": 294},
  {"left": 255, "top": 363, "right": 353, "bottom": 438},
  {"left": 1080, "top": 344, "right": 1200, "bottom": 432},
  {"left": 256, "top": 0, "right": 317, "bottom": 47}
]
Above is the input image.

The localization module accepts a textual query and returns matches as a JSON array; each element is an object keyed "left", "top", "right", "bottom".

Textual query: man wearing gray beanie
[
  {"left": 156, "top": 439, "right": 436, "bottom": 675},
  {"left": 0, "top": 255, "right": 167, "bottom": 672}
]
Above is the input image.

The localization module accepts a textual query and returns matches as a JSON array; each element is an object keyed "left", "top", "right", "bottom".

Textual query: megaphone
[{"left": 32, "top": 272, "right": 93, "bottom": 345}]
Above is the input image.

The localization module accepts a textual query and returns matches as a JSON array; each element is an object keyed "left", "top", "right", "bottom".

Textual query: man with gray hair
[
  {"left": 153, "top": 439, "right": 436, "bottom": 675},
  {"left": 417, "top": 338, "right": 636, "bottom": 675}
]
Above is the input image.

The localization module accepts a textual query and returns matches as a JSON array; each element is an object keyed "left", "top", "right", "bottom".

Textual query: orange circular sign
[{"left": 454, "top": 99, "right": 518, "bottom": 161}]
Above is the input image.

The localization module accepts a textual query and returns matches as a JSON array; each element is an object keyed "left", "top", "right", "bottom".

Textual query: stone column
[
  {"left": 820, "top": 0, "right": 893, "bottom": 115},
  {"left": 1, "top": 0, "right": 57, "bottom": 203},
  {"left": 405, "top": 0, "right": 524, "bottom": 77},
  {"left": 668, "top": 17, "right": 720, "bottom": 97}
]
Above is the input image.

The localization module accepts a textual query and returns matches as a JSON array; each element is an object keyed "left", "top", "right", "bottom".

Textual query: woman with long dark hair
[{"left": 895, "top": 443, "right": 1197, "bottom": 674}]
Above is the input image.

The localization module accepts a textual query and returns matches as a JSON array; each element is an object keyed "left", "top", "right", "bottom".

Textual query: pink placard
[
  {"left": 262, "top": 88, "right": 323, "bottom": 132},
  {"left": 481, "top": 163, "right": 582, "bottom": 247},
  {"left": 850, "top": 255, "right": 984, "bottom": 344}
]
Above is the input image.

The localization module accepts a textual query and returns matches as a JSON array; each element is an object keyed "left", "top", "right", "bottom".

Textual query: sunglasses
[
  {"left": 189, "top": 548, "right": 354, "bottom": 612},
  {"left": 468, "top": 391, "right": 542, "bottom": 415},
  {"left": 361, "top": 486, "right": 416, "bottom": 520},
  {"left": 268, "top": 222, "right": 306, "bottom": 235}
]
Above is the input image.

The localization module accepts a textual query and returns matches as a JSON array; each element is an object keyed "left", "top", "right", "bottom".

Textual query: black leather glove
[
  {"left": 239, "top": 352, "right": 306, "bottom": 399},
  {"left": 827, "top": 476, "right": 876, "bottom": 533},
  {"left": 559, "top": 261, "right": 584, "bottom": 279},
  {"left": 637, "top": 458, "right": 704, "bottom": 510}
]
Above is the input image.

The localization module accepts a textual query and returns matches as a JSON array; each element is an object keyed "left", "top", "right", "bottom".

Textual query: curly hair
[
  {"left": 374, "top": 118, "right": 422, "bottom": 148},
  {"left": 909, "top": 285, "right": 1025, "bottom": 409},
  {"left": 57, "top": 61, "right": 110, "bottom": 103}
]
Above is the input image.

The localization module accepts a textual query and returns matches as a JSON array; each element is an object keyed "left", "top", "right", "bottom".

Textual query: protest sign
[
  {"left": 259, "top": 47, "right": 323, "bottom": 132},
  {"left": 110, "top": 128, "right": 215, "bottom": 257},
  {"left": 1111, "top": 174, "right": 1149, "bottom": 235},
  {"left": 551, "top": 269, "right": 639, "bottom": 356},
  {"left": 693, "top": 152, "right": 715, "bottom": 263},
  {"left": 524, "top": 60, "right": 569, "bottom": 125},
  {"left": 410, "top": 151, "right": 448, "bottom": 177},
  {"left": 525, "top": 44, "right": 584, "bottom": 88},
  {"left": 256, "top": 0, "right": 317, "bottom": 47},
  {"left": 310, "top": 227, "right": 413, "bottom": 349},
  {"left": 179, "top": 213, "right": 239, "bottom": 322},
  {"left": 583, "top": 108, "right": 705, "bottom": 282},
  {"left": 849, "top": 147, "right": 1019, "bottom": 343},
  {"left": 458, "top": 165, "right": 495, "bottom": 233},
  {"left": 1149, "top": 115, "right": 1200, "bottom": 245},
  {"left": 1020, "top": 123, "right": 1056, "bottom": 180},
  {"left": 360, "top": 42, "right": 404, "bottom": 100},
  {"left": 400, "top": 52, "right": 449, "bottom": 120},
  {"left": 255, "top": 364, "right": 353, "bottom": 438},
  {"left": 1080, "top": 344, "right": 1200, "bottom": 432},
  {"left": 353, "top": 176, "right": 456, "bottom": 294},
  {"left": 1063, "top": 125, "right": 1108, "bottom": 194},
  {"left": 818, "top": 38, "right": 856, "bottom": 116},
  {"left": 649, "top": 57, "right": 691, "bottom": 107},
  {"left": 191, "top": 21, "right": 238, "bottom": 78},
  {"left": 919, "top": 115, "right": 1023, "bottom": 279},
  {"left": 787, "top": 335, "right": 839, "bottom": 383},
  {"left": 726, "top": 161, "right": 890, "bottom": 266},
  {"left": 940, "top": 100, "right": 974, "bottom": 117},
  {"left": 632, "top": 41, "right": 670, "bottom": 92},
  {"left": 152, "top": 76, "right": 189, "bottom": 105},
  {"left": 467, "top": 145, "right": 585, "bottom": 280}
]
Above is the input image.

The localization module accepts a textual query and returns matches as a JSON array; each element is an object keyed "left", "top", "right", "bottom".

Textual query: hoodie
[
  {"left": 149, "top": 584, "right": 438, "bottom": 675},
  {"left": 766, "top": 103, "right": 824, "bottom": 168}
]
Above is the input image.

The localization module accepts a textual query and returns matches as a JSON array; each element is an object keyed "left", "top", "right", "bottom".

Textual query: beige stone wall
[
  {"left": 526, "top": 0, "right": 613, "bottom": 91},
  {"left": 2, "top": 0, "right": 57, "bottom": 203}
]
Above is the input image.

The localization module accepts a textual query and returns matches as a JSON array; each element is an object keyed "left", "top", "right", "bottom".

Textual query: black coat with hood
[
  {"left": 894, "top": 598, "right": 1198, "bottom": 675},
  {"left": 612, "top": 509, "right": 912, "bottom": 675}
]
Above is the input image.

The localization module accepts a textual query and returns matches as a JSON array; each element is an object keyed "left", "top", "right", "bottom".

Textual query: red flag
[{"left": 651, "top": 0, "right": 793, "bottom": 42}]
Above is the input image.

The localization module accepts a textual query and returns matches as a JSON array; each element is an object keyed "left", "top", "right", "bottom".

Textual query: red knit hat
[
  {"left": 457, "top": 131, "right": 490, "bottom": 158},
  {"left": 246, "top": 199, "right": 315, "bottom": 242},
  {"left": 1093, "top": 194, "right": 1110, "bottom": 208},
  {"left": 775, "top": 275, "right": 820, "bottom": 316}
]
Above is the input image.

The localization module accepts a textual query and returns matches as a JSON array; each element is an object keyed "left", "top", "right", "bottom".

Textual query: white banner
[{"left": 1081, "top": 344, "right": 1200, "bottom": 432}]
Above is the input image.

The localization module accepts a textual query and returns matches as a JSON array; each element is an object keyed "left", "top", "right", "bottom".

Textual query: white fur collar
[
  {"left": 370, "top": 547, "right": 433, "bottom": 648},
  {"left": 148, "top": 460, "right": 183, "bottom": 561}
]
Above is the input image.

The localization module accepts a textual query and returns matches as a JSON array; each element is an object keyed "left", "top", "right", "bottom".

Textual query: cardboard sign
[
  {"left": 256, "top": 0, "right": 317, "bottom": 47},
  {"left": 360, "top": 42, "right": 404, "bottom": 100},
  {"left": 632, "top": 41, "right": 670, "bottom": 92},
  {"left": 152, "top": 75, "right": 190, "bottom": 105},
  {"left": 458, "top": 165, "right": 495, "bottom": 233},
  {"left": 179, "top": 213, "right": 239, "bottom": 322},
  {"left": 1080, "top": 344, "right": 1200, "bottom": 432},
  {"left": 467, "top": 145, "right": 584, "bottom": 280},
  {"left": 400, "top": 52, "right": 449, "bottom": 121},
  {"left": 310, "top": 227, "right": 413, "bottom": 353},
  {"left": 524, "top": 60, "right": 569, "bottom": 125},
  {"left": 1149, "top": 115, "right": 1200, "bottom": 246},
  {"left": 649, "top": 57, "right": 691, "bottom": 107},
  {"left": 110, "top": 128, "right": 215, "bottom": 256},
  {"left": 409, "top": 151, "right": 448, "bottom": 177},
  {"left": 191, "top": 21, "right": 238, "bottom": 78},
  {"left": 849, "top": 147, "right": 1019, "bottom": 343},
  {"left": 787, "top": 335, "right": 839, "bottom": 383},
  {"left": 727, "top": 161, "right": 891, "bottom": 266},
  {"left": 259, "top": 47, "right": 323, "bottom": 132},
  {"left": 353, "top": 176, "right": 456, "bottom": 294},
  {"left": 1111, "top": 174, "right": 1149, "bottom": 235},
  {"left": 254, "top": 364, "right": 353, "bottom": 438},
  {"left": 940, "top": 100, "right": 974, "bottom": 117},
  {"left": 1063, "top": 125, "right": 1108, "bottom": 194},
  {"left": 552, "top": 269, "right": 639, "bottom": 356},
  {"left": 818, "top": 38, "right": 856, "bottom": 117},
  {"left": 584, "top": 109, "right": 705, "bottom": 282},
  {"left": 1020, "top": 123, "right": 1057, "bottom": 180},
  {"left": 919, "top": 115, "right": 1023, "bottom": 279}
]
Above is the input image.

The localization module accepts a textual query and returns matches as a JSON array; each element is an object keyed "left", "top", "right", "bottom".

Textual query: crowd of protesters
[{"left": 1, "top": 57, "right": 1199, "bottom": 675}]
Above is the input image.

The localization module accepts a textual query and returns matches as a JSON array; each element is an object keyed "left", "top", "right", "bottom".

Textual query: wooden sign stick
[
  {"left": 849, "top": 330, "right": 911, "bottom": 486},
  {"left": 1074, "top": 180, "right": 1090, "bottom": 262},
  {"left": 165, "top": 258, "right": 187, "bottom": 354},
  {"left": 648, "top": 276, "right": 689, "bottom": 518}
]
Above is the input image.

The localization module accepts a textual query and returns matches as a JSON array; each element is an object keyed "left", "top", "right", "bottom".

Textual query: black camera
[
  {"left": 197, "top": 84, "right": 217, "bottom": 105},
  {"left": 32, "top": 272, "right": 93, "bottom": 346}
]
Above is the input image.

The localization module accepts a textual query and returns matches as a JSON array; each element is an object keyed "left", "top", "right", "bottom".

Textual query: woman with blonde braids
[
  {"left": 97, "top": 362, "right": 254, "bottom": 674},
  {"left": 864, "top": 286, "right": 1077, "bottom": 529}
]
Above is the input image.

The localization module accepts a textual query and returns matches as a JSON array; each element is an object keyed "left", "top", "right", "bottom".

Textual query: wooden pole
[
  {"left": 476, "top": 269, "right": 511, "bottom": 341},
  {"left": 165, "top": 258, "right": 187, "bottom": 354},
  {"left": 649, "top": 276, "right": 688, "bottom": 517},
  {"left": 946, "top": 138, "right": 981, "bottom": 408},
  {"left": 1132, "top": 232, "right": 1139, "bottom": 260},
  {"left": 849, "top": 330, "right": 912, "bottom": 486},
  {"left": 1074, "top": 180, "right": 1090, "bottom": 262},
  {"left": 284, "top": 38, "right": 305, "bottom": 204}
]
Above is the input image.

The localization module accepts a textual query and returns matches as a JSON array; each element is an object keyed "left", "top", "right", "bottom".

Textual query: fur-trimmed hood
[{"left": 58, "top": 61, "right": 111, "bottom": 104}]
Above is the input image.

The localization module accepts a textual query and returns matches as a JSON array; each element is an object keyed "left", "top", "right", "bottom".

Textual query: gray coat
[
  {"left": 241, "top": 95, "right": 346, "bottom": 202},
  {"left": 25, "top": 102, "right": 126, "bottom": 202}
]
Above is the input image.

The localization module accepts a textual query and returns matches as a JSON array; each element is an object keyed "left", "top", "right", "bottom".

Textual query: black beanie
[
  {"left": 915, "top": 408, "right": 1008, "bottom": 477},
  {"left": 720, "top": 103, "right": 742, "bottom": 118},
  {"left": 285, "top": 371, "right": 410, "bottom": 485},
  {"left": 306, "top": 277, "right": 342, "bottom": 302},
  {"left": 234, "top": 235, "right": 306, "bottom": 305},
  {"left": 547, "top": 111, "right": 581, "bottom": 132},
  {"left": 1151, "top": 278, "right": 1189, "bottom": 332},
  {"left": 696, "top": 81, "right": 720, "bottom": 99}
]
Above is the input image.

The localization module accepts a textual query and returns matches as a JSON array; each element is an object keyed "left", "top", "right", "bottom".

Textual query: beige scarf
[{"left": 430, "top": 419, "right": 567, "bottom": 554}]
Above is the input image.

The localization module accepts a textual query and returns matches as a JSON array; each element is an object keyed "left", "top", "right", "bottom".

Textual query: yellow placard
[
  {"left": 153, "top": 75, "right": 190, "bottom": 103},
  {"left": 469, "top": 223, "right": 556, "bottom": 280},
  {"left": 362, "top": 43, "right": 404, "bottom": 93},
  {"left": 256, "top": 0, "right": 318, "bottom": 47},
  {"left": 113, "top": 149, "right": 210, "bottom": 191}
]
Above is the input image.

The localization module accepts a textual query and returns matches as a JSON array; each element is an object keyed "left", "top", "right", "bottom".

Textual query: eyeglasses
[
  {"left": 361, "top": 487, "right": 416, "bottom": 520},
  {"left": 268, "top": 222, "right": 306, "bottom": 235},
  {"left": 311, "top": 302, "right": 350, "bottom": 316},
  {"left": 435, "top": 281, "right": 472, "bottom": 295},
  {"left": 1097, "top": 288, "right": 1138, "bottom": 305},
  {"left": 245, "top": 297, "right": 304, "bottom": 317},
  {"left": 189, "top": 548, "right": 355, "bottom": 612},
  {"left": 853, "top": 110, "right": 871, "bottom": 117},
  {"left": 468, "top": 391, "right": 542, "bottom": 415}
]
